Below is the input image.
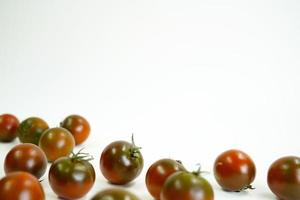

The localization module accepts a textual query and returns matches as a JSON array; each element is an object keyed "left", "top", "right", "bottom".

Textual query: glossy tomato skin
[
  {"left": 100, "top": 140, "right": 144, "bottom": 184},
  {"left": 18, "top": 117, "right": 49, "bottom": 145},
  {"left": 0, "top": 171, "right": 45, "bottom": 200},
  {"left": 161, "top": 171, "right": 214, "bottom": 200},
  {"left": 60, "top": 114, "right": 90, "bottom": 145},
  {"left": 49, "top": 156, "right": 95, "bottom": 199},
  {"left": 0, "top": 114, "right": 19, "bottom": 142},
  {"left": 146, "top": 158, "right": 186, "bottom": 200},
  {"left": 268, "top": 156, "right": 300, "bottom": 200},
  {"left": 91, "top": 188, "right": 140, "bottom": 200},
  {"left": 39, "top": 127, "right": 75, "bottom": 162},
  {"left": 4, "top": 143, "right": 47, "bottom": 178},
  {"left": 213, "top": 149, "right": 256, "bottom": 191}
]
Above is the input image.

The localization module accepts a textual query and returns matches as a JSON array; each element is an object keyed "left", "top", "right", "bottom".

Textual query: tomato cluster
[
  {"left": 0, "top": 113, "right": 95, "bottom": 200},
  {"left": 0, "top": 112, "right": 299, "bottom": 200}
]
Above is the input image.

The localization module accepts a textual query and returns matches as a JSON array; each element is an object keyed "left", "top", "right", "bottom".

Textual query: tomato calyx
[
  {"left": 70, "top": 148, "right": 94, "bottom": 162},
  {"left": 191, "top": 164, "right": 209, "bottom": 177},
  {"left": 235, "top": 184, "right": 255, "bottom": 192},
  {"left": 175, "top": 160, "right": 183, "bottom": 164},
  {"left": 129, "top": 134, "right": 142, "bottom": 159}
]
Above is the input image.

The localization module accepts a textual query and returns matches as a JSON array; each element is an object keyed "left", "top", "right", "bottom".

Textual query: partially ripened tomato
[
  {"left": 268, "top": 156, "right": 300, "bottom": 200},
  {"left": 146, "top": 158, "right": 186, "bottom": 199},
  {"left": 4, "top": 143, "right": 47, "bottom": 178},
  {"left": 49, "top": 150, "right": 95, "bottom": 199},
  {"left": 39, "top": 127, "right": 75, "bottom": 162},
  {"left": 100, "top": 136, "right": 144, "bottom": 184},
  {"left": 60, "top": 114, "right": 90, "bottom": 145},
  {"left": 0, "top": 114, "right": 19, "bottom": 142},
  {"left": 161, "top": 171, "right": 214, "bottom": 200},
  {"left": 91, "top": 188, "right": 140, "bottom": 200},
  {"left": 18, "top": 117, "right": 49, "bottom": 145},
  {"left": 0, "top": 171, "right": 45, "bottom": 200},
  {"left": 213, "top": 149, "right": 256, "bottom": 191}
]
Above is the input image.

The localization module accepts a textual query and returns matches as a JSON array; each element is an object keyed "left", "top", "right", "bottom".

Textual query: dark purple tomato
[
  {"left": 4, "top": 143, "right": 47, "bottom": 178},
  {"left": 17, "top": 117, "right": 49, "bottom": 145},
  {"left": 39, "top": 127, "right": 75, "bottom": 162},
  {"left": 49, "top": 150, "right": 95, "bottom": 199},
  {"left": 146, "top": 158, "right": 186, "bottom": 199},
  {"left": 91, "top": 188, "right": 140, "bottom": 200},
  {"left": 100, "top": 137, "right": 144, "bottom": 185},
  {"left": 60, "top": 114, "right": 90, "bottom": 145},
  {"left": 213, "top": 149, "right": 256, "bottom": 191},
  {"left": 268, "top": 156, "right": 300, "bottom": 200},
  {"left": 161, "top": 171, "right": 214, "bottom": 200},
  {"left": 0, "top": 171, "right": 45, "bottom": 200},
  {"left": 0, "top": 114, "right": 19, "bottom": 142}
]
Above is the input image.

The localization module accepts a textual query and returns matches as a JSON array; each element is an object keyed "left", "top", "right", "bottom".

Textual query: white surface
[{"left": 0, "top": 0, "right": 300, "bottom": 199}]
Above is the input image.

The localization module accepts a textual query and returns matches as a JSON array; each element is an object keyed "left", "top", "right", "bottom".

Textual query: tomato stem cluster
[
  {"left": 241, "top": 185, "right": 255, "bottom": 191},
  {"left": 130, "top": 134, "right": 142, "bottom": 159},
  {"left": 192, "top": 164, "right": 210, "bottom": 177},
  {"left": 70, "top": 148, "right": 94, "bottom": 162}
]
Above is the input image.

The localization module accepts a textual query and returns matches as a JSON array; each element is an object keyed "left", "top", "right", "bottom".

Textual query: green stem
[
  {"left": 70, "top": 148, "right": 94, "bottom": 162},
  {"left": 130, "top": 134, "right": 142, "bottom": 158}
]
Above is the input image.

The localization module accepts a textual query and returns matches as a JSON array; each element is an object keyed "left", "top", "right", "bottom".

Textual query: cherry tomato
[
  {"left": 213, "top": 149, "right": 256, "bottom": 191},
  {"left": 0, "top": 171, "right": 45, "bottom": 200},
  {"left": 39, "top": 127, "right": 75, "bottom": 162},
  {"left": 49, "top": 150, "right": 95, "bottom": 199},
  {"left": 0, "top": 114, "right": 19, "bottom": 142},
  {"left": 161, "top": 171, "right": 214, "bottom": 200},
  {"left": 268, "top": 156, "right": 300, "bottom": 200},
  {"left": 4, "top": 143, "right": 47, "bottom": 179},
  {"left": 60, "top": 114, "right": 90, "bottom": 145},
  {"left": 91, "top": 188, "right": 140, "bottom": 200},
  {"left": 146, "top": 158, "right": 186, "bottom": 199},
  {"left": 17, "top": 117, "right": 49, "bottom": 145},
  {"left": 100, "top": 136, "right": 144, "bottom": 184}
]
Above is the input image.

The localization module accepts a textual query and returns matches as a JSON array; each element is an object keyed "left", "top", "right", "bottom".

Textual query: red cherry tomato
[
  {"left": 0, "top": 114, "right": 19, "bottom": 142},
  {"left": 39, "top": 127, "right": 75, "bottom": 162},
  {"left": 213, "top": 149, "right": 256, "bottom": 191},
  {"left": 49, "top": 150, "right": 95, "bottom": 199},
  {"left": 161, "top": 171, "right": 214, "bottom": 200},
  {"left": 18, "top": 117, "right": 49, "bottom": 145},
  {"left": 146, "top": 158, "right": 186, "bottom": 199},
  {"left": 91, "top": 188, "right": 140, "bottom": 200},
  {"left": 4, "top": 143, "right": 47, "bottom": 178},
  {"left": 0, "top": 171, "right": 45, "bottom": 200},
  {"left": 268, "top": 156, "right": 300, "bottom": 200},
  {"left": 100, "top": 136, "right": 144, "bottom": 184},
  {"left": 60, "top": 114, "right": 90, "bottom": 145}
]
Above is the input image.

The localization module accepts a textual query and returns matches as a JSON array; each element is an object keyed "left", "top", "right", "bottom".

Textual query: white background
[{"left": 0, "top": 0, "right": 300, "bottom": 199}]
